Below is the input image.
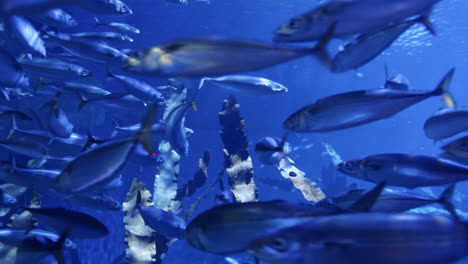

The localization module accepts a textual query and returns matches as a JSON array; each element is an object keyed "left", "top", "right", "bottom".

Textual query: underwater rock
[
  {"left": 278, "top": 158, "right": 325, "bottom": 202},
  {"left": 154, "top": 83, "right": 187, "bottom": 214},
  {"left": 123, "top": 178, "right": 156, "bottom": 264},
  {"left": 154, "top": 141, "right": 181, "bottom": 212},
  {"left": 219, "top": 95, "right": 257, "bottom": 202}
]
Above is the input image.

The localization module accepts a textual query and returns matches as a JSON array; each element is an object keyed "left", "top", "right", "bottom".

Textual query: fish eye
[
  {"left": 288, "top": 18, "right": 303, "bottom": 29},
  {"left": 268, "top": 237, "right": 289, "bottom": 252}
]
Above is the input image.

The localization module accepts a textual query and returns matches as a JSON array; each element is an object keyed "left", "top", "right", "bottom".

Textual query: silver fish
[
  {"left": 15, "top": 229, "right": 71, "bottom": 264},
  {"left": 4, "top": 15, "right": 46, "bottom": 57},
  {"left": 325, "top": 185, "right": 454, "bottom": 213},
  {"left": 55, "top": 106, "right": 155, "bottom": 194},
  {"left": 284, "top": 68, "right": 455, "bottom": 132},
  {"left": 331, "top": 17, "right": 430, "bottom": 72},
  {"left": 25, "top": 207, "right": 109, "bottom": 239},
  {"left": 136, "top": 191, "right": 186, "bottom": 239},
  {"left": 186, "top": 201, "right": 340, "bottom": 254},
  {"left": 29, "top": 8, "right": 77, "bottom": 28},
  {"left": 0, "top": 138, "right": 48, "bottom": 159},
  {"left": 8, "top": 158, "right": 61, "bottom": 189},
  {"left": 9, "top": 116, "right": 100, "bottom": 150},
  {"left": 0, "top": 47, "right": 29, "bottom": 88},
  {"left": 424, "top": 108, "right": 468, "bottom": 141},
  {"left": 122, "top": 28, "right": 332, "bottom": 77},
  {"left": 0, "top": 228, "right": 76, "bottom": 249},
  {"left": 43, "top": 81, "right": 111, "bottom": 96},
  {"left": 37, "top": 97, "right": 74, "bottom": 139},
  {"left": 250, "top": 213, "right": 468, "bottom": 264},
  {"left": 338, "top": 153, "right": 468, "bottom": 188},
  {"left": 68, "top": 193, "right": 122, "bottom": 211},
  {"left": 112, "top": 119, "right": 165, "bottom": 133},
  {"left": 70, "top": 31, "right": 134, "bottom": 45},
  {"left": 48, "top": 51, "right": 101, "bottom": 64},
  {"left": 107, "top": 69, "right": 165, "bottom": 103},
  {"left": 0, "top": 106, "right": 31, "bottom": 121},
  {"left": 0, "top": 139, "right": 72, "bottom": 168},
  {"left": 78, "top": 92, "right": 146, "bottom": 112},
  {"left": 165, "top": 99, "right": 194, "bottom": 156},
  {"left": 45, "top": 31, "right": 128, "bottom": 64},
  {"left": 94, "top": 17, "right": 140, "bottom": 34},
  {"left": 19, "top": 57, "right": 91, "bottom": 80},
  {"left": 274, "top": 0, "right": 441, "bottom": 42},
  {"left": 199, "top": 75, "right": 288, "bottom": 96}
]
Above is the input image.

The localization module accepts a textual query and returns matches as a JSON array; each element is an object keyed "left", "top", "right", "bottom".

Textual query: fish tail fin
[
  {"left": 418, "top": 11, "right": 436, "bottom": 36},
  {"left": 47, "top": 137, "right": 57, "bottom": 145},
  {"left": 94, "top": 17, "right": 101, "bottom": 26},
  {"left": 383, "top": 64, "right": 389, "bottom": 88},
  {"left": 137, "top": 104, "right": 157, "bottom": 154},
  {"left": 35, "top": 77, "right": 44, "bottom": 91},
  {"left": 53, "top": 228, "right": 70, "bottom": 264},
  {"left": 0, "top": 89, "right": 10, "bottom": 101},
  {"left": 313, "top": 22, "right": 336, "bottom": 68},
  {"left": 7, "top": 115, "right": 18, "bottom": 140},
  {"left": 349, "top": 182, "right": 385, "bottom": 212},
  {"left": 78, "top": 92, "right": 88, "bottom": 111},
  {"left": 81, "top": 132, "right": 98, "bottom": 152},
  {"left": 198, "top": 77, "right": 209, "bottom": 90},
  {"left": 106, "top": 66, "right": 116, "bottom": 79},
  {"left": 439, "top": 184, "right": 458, "bottom": 219},
  {"left": 111, "top": 119, "right": 119, "bottom": 129},
  {"left": 188, "top": 83, "right": 203, "bottom": 112},
  {"left": 432, "top": 68, "right": 456, "bottom": 108}
]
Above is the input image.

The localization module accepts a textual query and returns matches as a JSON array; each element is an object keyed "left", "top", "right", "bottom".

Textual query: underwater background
[
  {"left": 2, "top": 0, "right": 468, "bottom": 263},
  {"left": 65, "top": 0, "right": 468, "bottom": 263}
]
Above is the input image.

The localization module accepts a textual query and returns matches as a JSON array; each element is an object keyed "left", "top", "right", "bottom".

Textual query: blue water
[{"left": 3, "top": 0, "right": 468, "bottom": 263}]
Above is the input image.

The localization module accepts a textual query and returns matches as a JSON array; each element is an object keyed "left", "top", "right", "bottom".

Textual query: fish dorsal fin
[
  {"left": 439, "top": 184, "right": 458, "bottom": 220},
  {"left": 383, "top": 64, "right": 390, "bottom": 88},
  {"left": 348, "top": 182, "right": 385, "bottom": 212},
  {"left": 137, "top": 104, "right": 157, "bottom": 154},
  {"left": 418, "top": 10, "right": 436, "bottom": 35}
]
